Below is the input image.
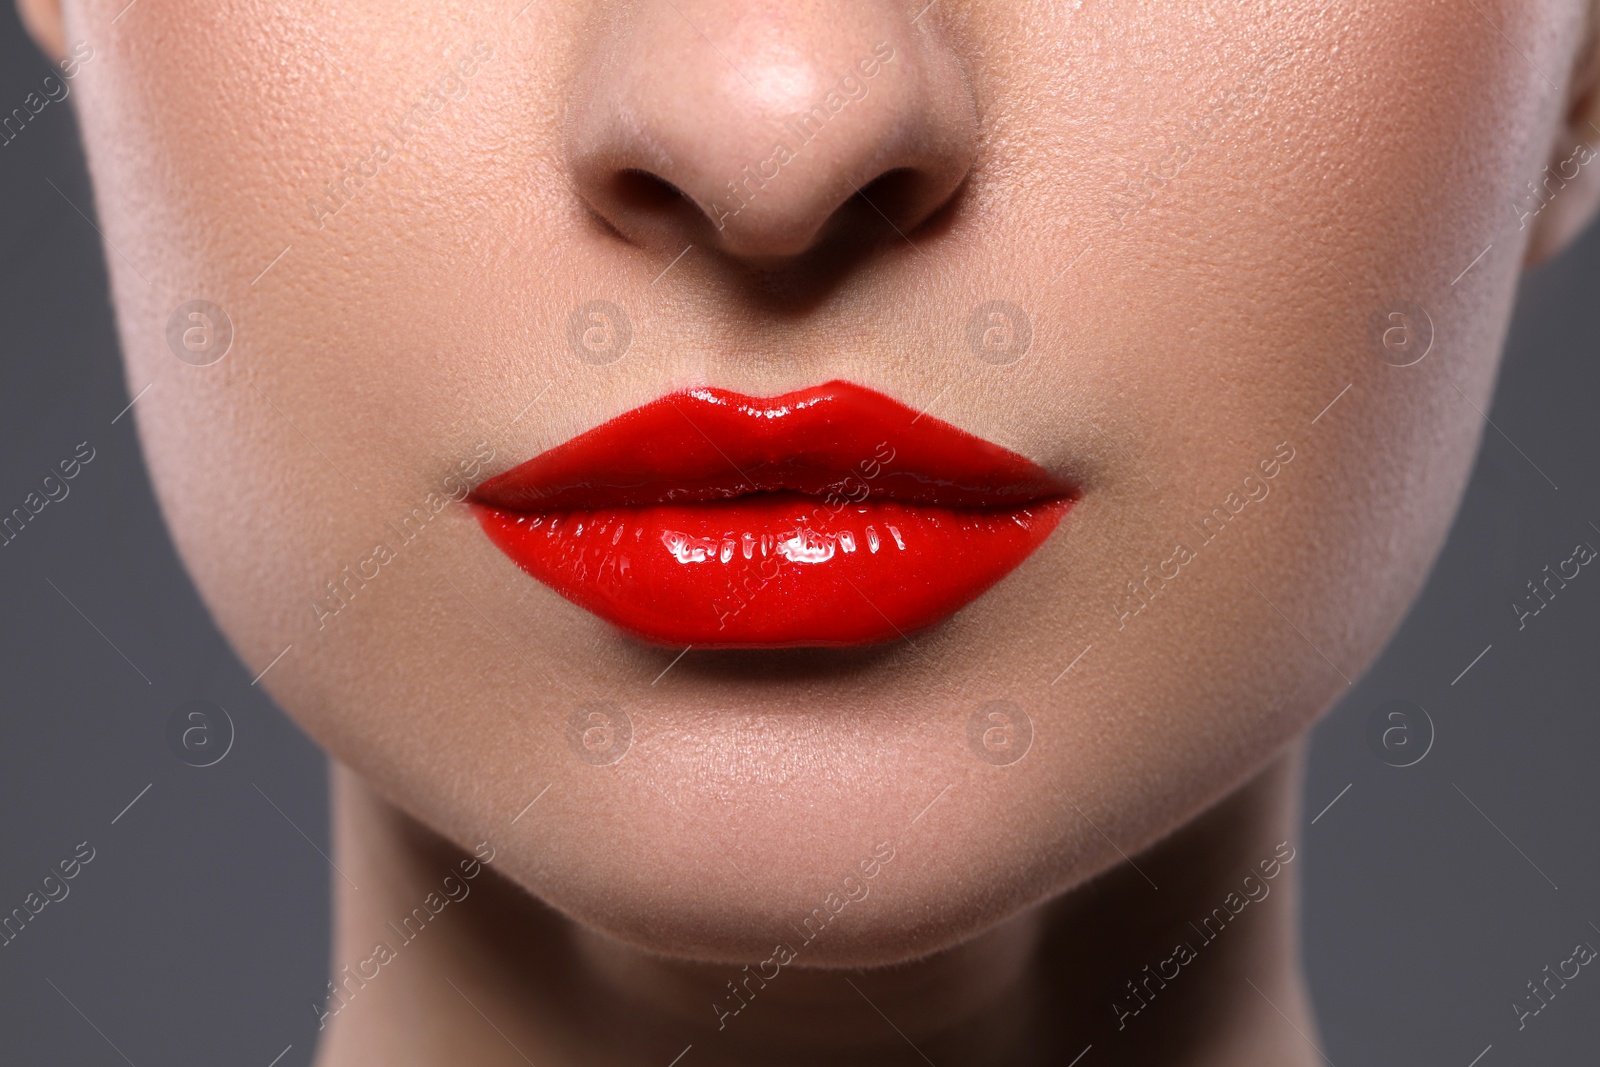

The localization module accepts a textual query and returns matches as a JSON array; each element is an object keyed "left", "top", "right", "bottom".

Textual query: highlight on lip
[{"left": 469, "top": 381, "right": 1074, "bottom": 648}]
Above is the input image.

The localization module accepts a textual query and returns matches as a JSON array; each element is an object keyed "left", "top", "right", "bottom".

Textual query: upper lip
[{"left": 470, "top": 380, "right": 1073, "bottom": 510}]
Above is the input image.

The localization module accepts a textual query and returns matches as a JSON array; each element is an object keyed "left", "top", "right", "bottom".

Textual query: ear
[
  {"left": 14, "top": 0, "right": 66, "bottom": 62},
  {"left": 1525, "top": 7, "right": 1600, "bottom": 265}
]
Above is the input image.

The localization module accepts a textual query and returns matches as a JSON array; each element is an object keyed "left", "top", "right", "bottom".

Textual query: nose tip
[{"left": 565, "top": 3, "right": 977, "bottom": 262}]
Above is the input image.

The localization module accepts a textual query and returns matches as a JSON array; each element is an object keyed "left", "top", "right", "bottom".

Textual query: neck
[{"left": 313, "top": 745, "right": 1321, "bottom": 1067}]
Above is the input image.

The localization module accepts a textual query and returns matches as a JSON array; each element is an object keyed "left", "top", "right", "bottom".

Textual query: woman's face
[{"left": 43, "top": 0, "right": 1599, "bottom": 963}]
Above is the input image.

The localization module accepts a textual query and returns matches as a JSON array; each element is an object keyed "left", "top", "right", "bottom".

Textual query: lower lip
[{"left": 471, "top": 492, "right": 1069, "bottom": 648}]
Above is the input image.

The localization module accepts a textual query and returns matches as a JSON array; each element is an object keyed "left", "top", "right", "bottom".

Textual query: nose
[{"left": 565, "top": 1, "right": 978, "bottom": 262}]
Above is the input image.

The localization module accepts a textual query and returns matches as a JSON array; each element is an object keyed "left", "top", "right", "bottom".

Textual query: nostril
[
  {"left": 852, "top": 168, "right": 923, "bottom": 224},
  {"left": 610, "top": 169, "right": 695, "bottom": 216},
  {"left": 585, "top": 168, "right": 711, "bottom": 246},
  {"left": 840, "top": 166, "right": 959, "bottom": 243}
]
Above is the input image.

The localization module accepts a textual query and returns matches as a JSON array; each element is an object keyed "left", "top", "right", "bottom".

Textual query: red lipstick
[{"left": 470, "top": 381, "right": 1073, "bottom": 648}]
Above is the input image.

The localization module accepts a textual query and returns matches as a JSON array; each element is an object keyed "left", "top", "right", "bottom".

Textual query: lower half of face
[{"left": 63, "top": 0, "right": 1580, "bottom": 962}]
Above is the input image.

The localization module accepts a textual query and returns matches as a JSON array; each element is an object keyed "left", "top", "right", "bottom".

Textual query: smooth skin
[{"left": 19, "top": 0, "right": 1600, "bottom": 1063}]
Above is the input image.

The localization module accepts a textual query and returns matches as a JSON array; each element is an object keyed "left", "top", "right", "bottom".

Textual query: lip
[{"left": 469, "top": 380, "right": 1074, "bottom": 648}]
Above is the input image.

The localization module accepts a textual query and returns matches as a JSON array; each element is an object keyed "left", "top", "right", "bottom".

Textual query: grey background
[{"left": 1, "top": 6, "right": 1596, "bottom": 1065}]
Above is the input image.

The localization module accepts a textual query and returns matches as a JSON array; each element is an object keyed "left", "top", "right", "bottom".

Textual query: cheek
[
  {"left": 932, "top": 0, "right": 1569, "bottom": 900},
  {"left": 67, "top": 0, "right": 590, "bottom": 696},
  {"left": 64, "top": 3, "right": 571, "bottom": 789}
]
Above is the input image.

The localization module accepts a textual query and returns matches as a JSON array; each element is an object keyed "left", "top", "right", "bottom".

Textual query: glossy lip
[{"left": 469, "top": 380, "right": 1075, "bottom": 648}]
